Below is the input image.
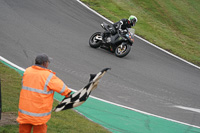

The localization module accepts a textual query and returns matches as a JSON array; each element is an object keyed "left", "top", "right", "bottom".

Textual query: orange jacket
[{"left": 17, "top": 65, "right": 71, "bottom": 125}]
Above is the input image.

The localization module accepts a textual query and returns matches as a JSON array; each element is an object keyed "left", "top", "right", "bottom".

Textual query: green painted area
[
  {"left": 0, "top": 60, "right": 24, "bottom": 76},
  {"left": 1, "top": 60, "right": 200, "bottom": 133},
  {"left": 54, "top": 93, "right": 200, "bottom": 133}
]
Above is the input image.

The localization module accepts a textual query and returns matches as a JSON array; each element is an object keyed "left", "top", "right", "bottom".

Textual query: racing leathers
[{"left": 101, "top": 19, "right": 131, "bottom": 42}]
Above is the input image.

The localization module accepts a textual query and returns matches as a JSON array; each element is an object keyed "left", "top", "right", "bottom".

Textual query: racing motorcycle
[{"left": 89, "top": 22, "right": 135, "bottom": 58}]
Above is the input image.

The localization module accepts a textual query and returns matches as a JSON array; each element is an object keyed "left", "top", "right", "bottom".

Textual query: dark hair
[{"left": 35, "top": 53, "right": 50, "bottom": 65}]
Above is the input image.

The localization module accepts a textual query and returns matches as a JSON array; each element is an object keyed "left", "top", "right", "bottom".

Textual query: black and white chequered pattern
[{"left": 53, "top": 68, "right": 111, "bottom": 112}]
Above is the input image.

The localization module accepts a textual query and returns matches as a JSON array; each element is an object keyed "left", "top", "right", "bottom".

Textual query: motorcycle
[{"left": 89, "top": 22, "right": 135, "bottom": 58}]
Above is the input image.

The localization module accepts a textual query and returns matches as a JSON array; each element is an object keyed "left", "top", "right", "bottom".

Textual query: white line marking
[
  {"left": 90, "top": 95, "right": 200, "bottom": 129},
  {"left": 174, "top": 105, "right": 200, "bottom": 113},
  {"left": 0, "top": 1, "right": 199, "bottom": 131},
  {"left": 1, "top": 55, "right": 200, "bottom": 129},
  {"left": 76, "top": 0, "right": 200, "bottom": 70},
  {"left": 0, "top": 56, "right": 25, "bottom": 71}
]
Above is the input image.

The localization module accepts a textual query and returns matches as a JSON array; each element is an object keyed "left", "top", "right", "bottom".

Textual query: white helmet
[{"left": 128, "top": 15, "right": 138, "bottom": 26}]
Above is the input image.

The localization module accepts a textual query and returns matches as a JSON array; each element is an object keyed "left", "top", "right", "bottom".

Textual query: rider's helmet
[{"left": 128, "top": 15, "right": 138, "bottom": 26}]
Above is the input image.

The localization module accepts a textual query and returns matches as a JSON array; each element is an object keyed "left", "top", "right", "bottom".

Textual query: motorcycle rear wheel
[
  {"left": 89, "top": 32, "right": 102, "bottom": 48},
  {"left": 115, "top": 43, "right": 131, "bottom": 58}
]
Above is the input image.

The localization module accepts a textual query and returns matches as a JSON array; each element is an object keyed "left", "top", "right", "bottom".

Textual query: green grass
[
  {"left": 81, "top": 0, "right": 200, "bottom": 66},
  {"left": 0, "top": 62, "right": 110, "bottom": 133}
]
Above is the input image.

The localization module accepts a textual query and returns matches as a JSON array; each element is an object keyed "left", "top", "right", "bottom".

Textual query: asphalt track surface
[{"left": 0, "top": 0, "right": 200, "bottom": 128}]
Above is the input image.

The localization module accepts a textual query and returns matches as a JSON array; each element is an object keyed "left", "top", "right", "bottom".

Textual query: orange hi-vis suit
[{"left": 17, "top": 65, "right": 71, "bottom": 131}]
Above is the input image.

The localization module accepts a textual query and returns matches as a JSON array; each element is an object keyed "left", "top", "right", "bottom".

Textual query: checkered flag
[{"left": 53, "top": 68, "right": 111, "bottom": 112}]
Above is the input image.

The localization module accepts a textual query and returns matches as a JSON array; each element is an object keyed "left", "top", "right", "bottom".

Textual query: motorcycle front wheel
[
  {"left": 89, "top": 32, "right": 102, "bottom": 48},
  {"left": 115, "top": 43, "right": 131, "bottom": 58}
]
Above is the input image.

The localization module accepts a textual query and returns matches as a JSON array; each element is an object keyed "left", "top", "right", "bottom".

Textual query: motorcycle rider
[{"left": 101, "top": 15, "right": 138, "bottom": 43}]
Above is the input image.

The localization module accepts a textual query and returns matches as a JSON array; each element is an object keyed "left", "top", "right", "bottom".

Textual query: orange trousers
[{"left": 19, "top": 123, "right": 47, "bottom": 133}]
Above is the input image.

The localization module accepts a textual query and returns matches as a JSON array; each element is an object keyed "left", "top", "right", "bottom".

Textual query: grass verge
[
  {"left": 81, "top": 0, "right": 200, "bottom": 66},
  {"left": 0, "top": 62, "right": 110, "bottom": 133}
]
